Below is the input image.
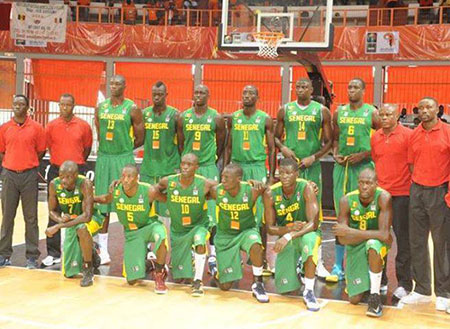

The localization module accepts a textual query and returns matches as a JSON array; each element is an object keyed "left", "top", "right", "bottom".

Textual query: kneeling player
[
  {"left": 332, "top": 168, "right": 392, "bottom": 318},
  {"left": 210, "top": 164, "right": 268, "bottom": 303},
  {"left": 264, "top": 158, "right": 321, "bottom": 311},
  {"left": 156, "top": 154, "right": 217, "bottom": 296},
  {"left": 46, "top": 161, "right": 102, "bottom": 287},
  {"left": 95, "top": 164, "right": 169, "bottom": 294}
]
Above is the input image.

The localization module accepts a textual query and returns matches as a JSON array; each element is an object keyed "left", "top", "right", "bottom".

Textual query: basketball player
[
  {"left": 274, "top": 77, "right": 332, "bottom": 279},
  {"left": 177, "top": 84, "right": 226, "bottom": 275},
  {"left": 332, "top": 168, "right": 392, "bottom": 318},
  {"left": 263, "top": 158, "right": 321, "bottom": 311},
  {"left": 141, "top": 81, "right": 180, "bottom": 218},
  {"left": 155, "top": 153, "right": 217, "bottom": 296},
  {"left": 46, "top": 161, "right": 103, "bottom": 287},
  {"left": 329, "top": 78, "right": 381, "bottom": 282},
  {"left": 94, "top": 75, "right": 145, "bottom": 264},
  {"left": 224, "top": 85, "right": 275, "bottom": 274},
  {"left": 209, "top": 164, "right": 269, "bottom": 303},
  {"left": 94, "top": 164, "right": 168, "bottom": 294}
]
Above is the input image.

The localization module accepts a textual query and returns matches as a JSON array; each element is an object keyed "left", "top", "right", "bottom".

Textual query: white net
[{"left": 253, "top": 32, "right": 284, "bottom": 59}]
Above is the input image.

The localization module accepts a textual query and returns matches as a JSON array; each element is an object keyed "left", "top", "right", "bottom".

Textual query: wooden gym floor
[{"left": 0, "top": 201, "right": 448, "bottom": 329}]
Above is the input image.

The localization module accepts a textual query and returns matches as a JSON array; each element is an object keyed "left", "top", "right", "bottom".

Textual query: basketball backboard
[{"left": 219, "top": 0, "right": 334, "bottom": 53}]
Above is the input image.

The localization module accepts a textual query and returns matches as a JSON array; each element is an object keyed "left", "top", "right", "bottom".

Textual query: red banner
[{"left": 0, "top": 24, "right": 449, "bottom": 61}]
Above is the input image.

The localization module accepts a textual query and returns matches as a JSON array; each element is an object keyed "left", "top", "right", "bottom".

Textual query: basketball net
[{"left": 253, "top": 32, "right": 284, "bottom": 59}]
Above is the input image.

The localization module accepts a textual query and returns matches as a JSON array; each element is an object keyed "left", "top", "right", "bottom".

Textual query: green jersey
[
  {"left": 216, "top": 182, "right": 256, "bottom": 235},
  {"left": 141, "top": 105, "right": 180, "bottom": 177},
  {"left": 182, "top": 107, "right": 218, "bottom": 166},
  {"left": 54, "top": 175, "right": 85, "bottom": 217},
  {"left": 231, "top": 109, "right": 268, "bottom": 163},
  {"left": 284, "top": 100, "right": 322, "bottom": 159},
  {"left": 347, "top": 187, "right": 384, "bottom": 231},
  {"left": 112, "top": 182, "right": 156, "bottom": 232},
  {"left": 337, "top": 103, "right": 374, "bottom": 156},
  {"left": 98, "top": 98, "right": 135, "bottom": 155},
  {"left": 270, "top": 178, "right": 308, "bottom": 227},
  {"left": 166, "top": 174, "right": 209, "bottom": 233}
]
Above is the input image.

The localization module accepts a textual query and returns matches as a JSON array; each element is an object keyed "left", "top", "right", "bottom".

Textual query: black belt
[{"left": 5, "top": 167, "right": 36, "bottom": 174}]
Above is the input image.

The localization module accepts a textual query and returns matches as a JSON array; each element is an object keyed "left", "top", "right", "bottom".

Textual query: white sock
[
  {"left": 252, "top": 266, "right": 263, "bottom": 277},
  {"left": 194, "top": 253, "right": 207, "bottom": 281},
  {"left": 369, "top": 271, "right": 382, "bottom": 294},
  {"left": 304, "top": 277, "right": 315, "bottom": 291},
  {"left": 99, "top": 233, "right": 109, "bottom": 253},
  {"left": 209, "top": 245, "right": 216, "bottom": 257}
]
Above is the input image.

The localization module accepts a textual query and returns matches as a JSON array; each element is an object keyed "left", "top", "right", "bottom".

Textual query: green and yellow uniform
[
  {"left": 95, "top": 98, "right": 136, "bottom": 213},
  {"left": 182, "top": 107, "right": 219, "bottom": 222},
  {"left": 215, "top": 182, "right": 261, "bottom": 283},
  {"left": 230, "top": 109, "right": 268, "bottom": 225},
  {"left": 283, "top": 101, "right": 323, "bottom": 205},
  {"left": 165, "top": 174, "right": 210, "bottom": 279},
  {"left": 141, "top": 105, "right": 180, "bottom": 216},
  {"left": 112, "top": 182, "right": 167, "bottom": 282},
  {"left": 345, "top": 188, "right": 389, "bottom": 297},
  {"left": 333, "top": 104, "right": 375, "bottom": 214},
  {"left": 55, "top": 175, "right": 104, "bottom": 278},
  {"left": 270, "top": 179, "right": 321, "bottom": 293}
]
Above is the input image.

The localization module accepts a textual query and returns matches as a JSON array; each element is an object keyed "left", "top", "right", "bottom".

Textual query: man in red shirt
[
  {"left": 43, "top": 94, "right": 93, "bottom": 267},
  {"left": 371, "top": 104, "right": 413, "bottom": 300},
  {"left": 401, "top": 97, "right": 450, "bottom": 312},
  {"left": 0, "top": 95, "right": 46, "bottom": 269}
]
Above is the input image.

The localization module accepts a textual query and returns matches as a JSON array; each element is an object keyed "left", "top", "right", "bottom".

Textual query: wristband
[{"left": 283, "top": 233, "right": 292, "bottom": 242}]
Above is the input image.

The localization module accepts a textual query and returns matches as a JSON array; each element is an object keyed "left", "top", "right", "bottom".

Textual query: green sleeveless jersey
[
  {"left": 270, "top": 178, "right": 308, "bottom": 227},
  {"left": 112, "top": 182, "right": 156, "bottom": 231},
  {"left": 54, "top": 175, "right": 85, "bottom": 217},
  {"left": 347, "top": 187, "right": 384, "bottom": 231},
  {"left": 284, "top": 101, "right": 322, "bottom": 159},
  {"left": 182, "top": 107, "right": 218, "bottom": 166},
  {"left": 98, "top": 98, "right": 135, "bottom": 155},
  {"left": 216, "top": 182, "right": 256, "bottom": 235},
  {"left": 166, "top": 174, "right": 209, "bottom": 233},
  {"left": 231, "top": 109, "right": 268, "bottom": 163},
  {"left": 141, "top": 105, "right": 180, "bottom": 177},
  {"left": 337, "top": 103, "right": 374, "bottom": 156}
]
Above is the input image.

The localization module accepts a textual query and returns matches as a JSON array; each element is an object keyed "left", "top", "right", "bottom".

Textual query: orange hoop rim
[{"left": 252, "top": 31, "right": 284, "bottom": 43}]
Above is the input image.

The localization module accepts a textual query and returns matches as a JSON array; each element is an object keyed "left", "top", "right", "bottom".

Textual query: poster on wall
[
  {"left": 365, "top": 32, "right": 399, "bottom": 54},
  {"left": 10, "top": 2, "right": 67, "bottom": 44}
]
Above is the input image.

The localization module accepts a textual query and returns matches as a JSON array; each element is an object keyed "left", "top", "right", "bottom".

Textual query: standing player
[
  {"left": 140, "top": 81, "right": 180, "bottom": 217},
  {"left": 210, "top": 164, "right": 269, "bottom": 303},
  {"left": 329, "top": 78, "right": 381, "bottom": 282},
  {"left": 263, "top": 158, "right": 321, "bottom": 311},
  {"left": 43, "top": 93, "right": 93, "bottom": 267},
  {"left": 45, "top": 161, "right": 103, "bottom": 287},
  {"left": 332, "top": 169, "right": 392, "bottom": 318},
  {"left": 94, "top": 164, "right": 169, "bottom": 293},
  {"left": 177, "top": 84, "right": 226, "bottom": 274},
  {"left": 94, "top": 75, "right": 144, "bottom": 264},
  {"left": 155, "top": 154, "right": 217, "bottom": 296},
  {"left": 274, "top": 78, "right": 332, "bottom": 278},
  {"left": 224, "top": 85, "right": 275, "bottom": 273}
]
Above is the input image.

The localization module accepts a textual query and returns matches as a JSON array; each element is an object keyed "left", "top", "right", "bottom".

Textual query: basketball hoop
[{"left": 252, "top": 32, "right": 284, "bottom": 59}]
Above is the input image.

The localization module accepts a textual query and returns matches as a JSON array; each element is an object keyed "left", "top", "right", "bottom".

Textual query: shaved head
[
  {"left": 381, "top": 103, "right": 398, "bottom": 113},
  {"left": 223, "top": 163, "right": 243, "bottom": 179},
  {"left": 60, "top": 161, "right": 78, "bottom": 174},
  {"left": 111, "top": 75, "right": 126, "bottom": 84},
  {"left": 359, "top": 168, "right": 377, "bottom": 182},
  {"left": 181, "top": 153, "right": 199, "bottom": 165},
  {"left": 122, "top": 163, "right": 139, "bottom": 177},
  {"left": 194, "top": 84, "right": 209, "bottom": 95}
]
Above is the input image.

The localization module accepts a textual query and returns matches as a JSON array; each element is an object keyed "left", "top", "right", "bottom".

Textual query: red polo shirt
[
  {"left": 0, "top": 116, "right": 46, "bottom": 171},
  {"left": 408, "top": 120, "right": 450, "bottom": 187},
  {"left": 46, "top": 116, "right": 93, "bottom": 166},
  {"left": 371, "top": 124, "right": 412, "bottom": 196}
]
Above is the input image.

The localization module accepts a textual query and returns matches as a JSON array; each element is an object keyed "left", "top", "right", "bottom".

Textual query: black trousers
[
  {"left": 45, "top": 164, "right": 87, "bottom": 258},
  {"left": 0, "top": 168, "right": 40, "bottom": 259},
  {"left": 392, "top": 196, "right": 412, "bottom": 291},
  {"left": 409, "top": 182, "right": 450, "bottom": 298}
]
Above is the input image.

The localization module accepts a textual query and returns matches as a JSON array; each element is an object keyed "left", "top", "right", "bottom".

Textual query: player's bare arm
[
  {"left": 223, "top": 116, "right": 233, "bottom": 166},
  {"left": 332, "top": 110, "right": 346, "bottom": 165},
  {"left": 176, "top": 114, "right": 185, "bottom": 155},
  {"left": 266, "top": 116, "right": 276, "bottom": 184},
  {"left": 274, "top": 106, "right": 296, "bottom": 160},
  {"left": 130, "top": 104, "right": 145, "bottom": 148},
  {"left": 216, "top": 114, "right": 227, "bottom": 165}
]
